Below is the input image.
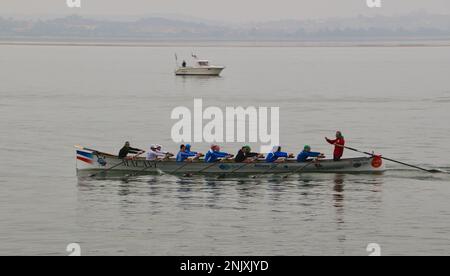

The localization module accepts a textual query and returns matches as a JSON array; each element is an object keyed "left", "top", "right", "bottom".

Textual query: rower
[
  {"left": 265, "top": 146, "right": 294, "bottom": 163},
  {"left": 204, "top": 145, "right": 233, "bottom": 163},
  {"left": 326, "top": 131, "right": 345, "bottom": 161},
  {"left": 146, "top": 144, "right": 174, "bottom": 161},
  {"left": 235, "top": 145, "right": 263, "bottom": 163},
  {"left": 118, "top": 141, "right": 144, "bottom": 159},
  {"left": 182, "top": 60, "right": 187, "bottom": 67},
  {"left": 176, "top": 144, "right": 201, "bottom": 162},
  {"left": 185, "top": 144, "right": 204, "bottom": 158},
  {"left": 297, "top": 145, "right": 325, "bottom": 162}
]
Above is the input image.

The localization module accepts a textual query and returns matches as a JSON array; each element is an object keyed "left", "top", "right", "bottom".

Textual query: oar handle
[{"left": 131, "top": 151, "right": 146, "bottom": 159}]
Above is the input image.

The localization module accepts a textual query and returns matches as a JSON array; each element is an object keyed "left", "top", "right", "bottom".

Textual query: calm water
[{"left": 1, "top": 44, "right": 450, "bottom": 255}]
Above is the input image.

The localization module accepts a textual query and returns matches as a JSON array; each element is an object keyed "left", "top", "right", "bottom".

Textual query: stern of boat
[{"left": 348, "top": 156, "right": 386, "bottom": 173}]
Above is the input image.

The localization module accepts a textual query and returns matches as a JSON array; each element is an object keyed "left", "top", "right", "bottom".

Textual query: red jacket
[{"left": 326, "top": 137, "right": 345, "bottom": 158}]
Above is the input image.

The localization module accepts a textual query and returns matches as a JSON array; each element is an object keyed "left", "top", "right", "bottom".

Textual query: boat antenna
[{"left": 174, "top": 53, "right": 179, "bottom": 67}]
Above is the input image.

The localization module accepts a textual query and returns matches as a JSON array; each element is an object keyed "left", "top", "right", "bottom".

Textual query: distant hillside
[{"left": 1, "top": 13, "right": 449, "bottom": 41}]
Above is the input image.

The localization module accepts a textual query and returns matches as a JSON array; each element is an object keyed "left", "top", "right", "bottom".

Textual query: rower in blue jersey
[
  {"left": 204, "top": 145, "right": 233, "bottom": 163},
  {"left": 297, "top": 145, "right": 325, "bottom": 162},
  {"left": 185, "top": 144, "right": 197, "bottom": 156},
  {"left": 265, "top": 146, "right": 294, "bottom": 163},
  {"left": 176, "top": 144, "right": 199, "bottom": 162}
]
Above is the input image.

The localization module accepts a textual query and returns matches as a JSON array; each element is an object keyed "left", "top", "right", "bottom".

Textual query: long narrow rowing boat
[{"left": 76, "top": 147, "right": 386, "bottom": 177}]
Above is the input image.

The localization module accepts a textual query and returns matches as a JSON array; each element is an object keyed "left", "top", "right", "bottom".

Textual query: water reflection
[
  {"left": 333, "top": 174, "right": 345, "bottom": 225},
  {"left": 147, "top": 176, "right": 163, "bottom": 196},
  {"left": 76, "top": 173, "right": 386, "bottom": 230},
  {"left": 205, "top": 180, "right": 225, "bottom": 208}
]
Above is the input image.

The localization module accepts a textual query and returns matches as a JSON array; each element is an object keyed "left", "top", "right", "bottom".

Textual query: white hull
[
  {"left": 175, "top": 66, "right": 225, "bottom": 76},
  {"left": 76, "top": 148, "right": 386, "bottom": 177}
]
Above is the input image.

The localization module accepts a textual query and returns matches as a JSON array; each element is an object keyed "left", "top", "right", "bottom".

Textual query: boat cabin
[{"left": 196, "top": 60, "right": 210, "bottom": 66}]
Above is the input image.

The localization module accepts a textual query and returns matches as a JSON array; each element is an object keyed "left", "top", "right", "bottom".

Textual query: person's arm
[
  {"left": 185, "top": 152, "right": 197, "bottom": 157},
  {"left": 155, "top": 151, "right": 167, "bottom": 157},
  {"left": 129, "top": 147, "right": 144, "bottom": 153},
  {"left": 214, "top": 151, "right": 230, "bottom": 158},
  {"left": 309, "top": 152, "right": 321, "bottom": 158},
  {"left": 326, "top": 138, "right": 337, "bottom": 145},
  {"left": 275, "top": 151, "right": 289, "bottom": 158},
  {"left": 178, "top": 152, "right": 192, "bottom": 158}
]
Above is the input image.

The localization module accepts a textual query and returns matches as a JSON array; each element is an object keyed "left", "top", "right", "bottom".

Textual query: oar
[
  {"left": 89, "top": 160, "right": 126, "bottom": 177},
  {"left": 180, "top": 161, "right": 219, "bottom": 178},
  {"left": 335, "top": 144, "right": 442, "bottom": 173},
  {"left": 282, "top": 159, "right": 318, "bottom": 179},
  {"left": 197, "top": 162, "right": 219, "bottom": 173},
  {"left": 90, "top": 151, "right": 145, "bottom": 177},
  {"left": 131, "top": 154, "right": 175, "bottom": 176},
  {"left": 229, "top": 154, "right": 266, "bottom": 174},
  {"left": 211, "top": 162, "right": 252, "bottom": 178},
  {"left": 169, "top": 161, "right": 191, "bottom": 174},
  {"left": 230, "top": 162, "right": 252, "bottom": 173},
  {"left": 130, "top": 160, "right": 160, "bottom": 175},
  {"left": 251, "top": 161, "right": 283, "bottom": 179}
]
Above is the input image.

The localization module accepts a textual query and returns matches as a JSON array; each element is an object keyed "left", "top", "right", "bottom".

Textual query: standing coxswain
[{"left": 326, "top": 131, "right": 345, "bottom": 161}]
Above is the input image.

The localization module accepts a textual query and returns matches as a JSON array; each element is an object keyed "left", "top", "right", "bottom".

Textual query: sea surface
[{"left": 1, "top": 44, "right": 450, "bottom": 255}]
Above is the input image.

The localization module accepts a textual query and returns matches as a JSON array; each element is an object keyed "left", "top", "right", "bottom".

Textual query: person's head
[
  {"left": 180, "top": 144, "right": 186, "bottom": 152},
  {"left": 156, "top": 145, "right": 162, "bottom": 151},
  {"left": 304, "top": 145, "right": 311, "bottom": 152},
  {"left": 150, "top": 144, "right": 157, "bottom": 151},
  {"left": 185, "top": 144, "right": 191, "bottom": 151},
  {"left": 272, "top": 145, "right": 281, "bottom": 153},
  {"left": 242, "top": 145, "right": 251, "bottom": 153},
  {"left": 124, "top": 141, "right": 130, "bottom": 147},
  {"left": 336, "top": 131, "right": 343, "bottom": 139},
  {"left": 211, "top": 144, "right": 220, "bottom": 151}
]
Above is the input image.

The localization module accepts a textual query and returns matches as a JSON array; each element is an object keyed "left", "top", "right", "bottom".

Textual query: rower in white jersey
[{"left": 146, "top": 144, "right": 174, "bottom": 161}]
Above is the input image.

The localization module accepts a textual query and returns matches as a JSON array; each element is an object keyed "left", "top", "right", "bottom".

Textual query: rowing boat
[{"left": 76, "top": 147, "right": 386, "bottom": 177}]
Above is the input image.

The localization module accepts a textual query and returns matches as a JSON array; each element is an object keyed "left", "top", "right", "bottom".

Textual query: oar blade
[{"left": 427, "top": 169, "right": 446, "bottom": 173}]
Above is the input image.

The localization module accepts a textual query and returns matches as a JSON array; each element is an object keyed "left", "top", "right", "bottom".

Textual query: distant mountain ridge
[{"left": 1, "top": 13, "right": 449, "bottom": 41}]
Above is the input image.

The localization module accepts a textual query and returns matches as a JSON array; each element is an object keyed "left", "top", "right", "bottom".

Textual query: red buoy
[{"left": 371, "top": 155, "right": 383, "bottom": 168}]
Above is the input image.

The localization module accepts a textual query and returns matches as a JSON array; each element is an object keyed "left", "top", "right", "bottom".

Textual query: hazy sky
[{"left": 1, "top": 0, "right": 449, "bottom": 21}]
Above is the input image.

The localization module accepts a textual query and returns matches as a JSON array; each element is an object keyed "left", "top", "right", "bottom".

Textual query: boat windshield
[{"left": 197, "top": 60, "right": 210, "bottom": 66}]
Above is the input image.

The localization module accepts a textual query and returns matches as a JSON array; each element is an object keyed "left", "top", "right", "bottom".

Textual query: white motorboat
[{"left": 175, "top": 54, "right": 225, "bottom": 76}]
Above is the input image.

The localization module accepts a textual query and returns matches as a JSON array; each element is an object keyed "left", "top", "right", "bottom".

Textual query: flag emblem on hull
[{"left": 76, "top": 150, "right": 94, "bottom": 164}]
